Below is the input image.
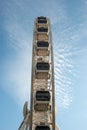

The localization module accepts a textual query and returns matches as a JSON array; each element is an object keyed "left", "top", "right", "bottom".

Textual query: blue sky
[{"left": 0, "top": 0, "right": 87, "bottom": 130}]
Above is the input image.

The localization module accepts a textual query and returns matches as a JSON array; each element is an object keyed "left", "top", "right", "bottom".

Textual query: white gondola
[
  {"left": 34, "top": 90, "right": 50, "bottom": 111},
  {"left": 36, "top": 62, "right": 50, "bottom": 73},
  {"left": 35, "top": 90, "right": 50, "bottom": 101},
  {"left": 35, "top": 125, "right": 50, "bottom": 130},
  {"left": 36, "top": 41, "right": 49, "bottom": 49},
  {"left": 37, "top": 16, "right": 47, "bottom": 24},
  {"left": 37, "top": 27, "right": 48, "bottom": 33}
]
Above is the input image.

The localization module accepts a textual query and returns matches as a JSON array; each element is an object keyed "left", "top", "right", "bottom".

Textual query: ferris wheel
[{"left": 18, "top": 16, "right": 59, "bottom": 130}]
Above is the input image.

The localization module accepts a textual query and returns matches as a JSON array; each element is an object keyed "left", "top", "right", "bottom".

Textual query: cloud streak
[{"left": 1, "top": 0, "right": 87, "bottom": 112}]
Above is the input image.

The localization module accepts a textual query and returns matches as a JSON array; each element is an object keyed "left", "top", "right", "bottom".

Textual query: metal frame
[
  {"left": 18, "top": 17, "right": 58, "bottom": 130},
  {"left": 30, "top": 17, "right": 55, "bottom": 130}
]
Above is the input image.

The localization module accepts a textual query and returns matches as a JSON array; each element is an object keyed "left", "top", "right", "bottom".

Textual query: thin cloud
[
  {"left": 1, "top": 0, "right": 87, "bottom": 112},
  {"left": 53, "top": 7, "right": 87, "bottom": 110}
]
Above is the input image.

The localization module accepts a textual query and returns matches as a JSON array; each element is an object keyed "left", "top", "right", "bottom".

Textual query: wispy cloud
[
  {"left": 53, "top": 0, "right": 87, "bottom": 111},
  {"left": 1, "top": 0, "right": 87, "bottom": 112},
  {"left": 1, "top": 46, "right": 32, "bottom": 107},
  {"left": 1, "top": 0, "right": 69, "bottom": 108}
]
